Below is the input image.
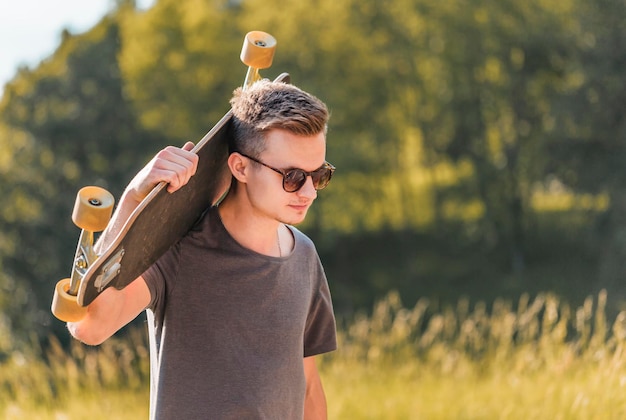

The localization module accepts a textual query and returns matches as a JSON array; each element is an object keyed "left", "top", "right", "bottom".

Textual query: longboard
[{"left": 52, "top": 32, "right": 287, "bottom": 321}]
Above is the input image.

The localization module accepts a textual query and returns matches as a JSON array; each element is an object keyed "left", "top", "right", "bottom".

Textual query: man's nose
[{"left": 297, "top": 176, "right": 317, "bottom": 199}]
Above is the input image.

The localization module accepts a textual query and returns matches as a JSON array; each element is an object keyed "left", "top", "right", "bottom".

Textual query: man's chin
[{"left": 282, "top": 211, "right": 309, "bottom": 226}]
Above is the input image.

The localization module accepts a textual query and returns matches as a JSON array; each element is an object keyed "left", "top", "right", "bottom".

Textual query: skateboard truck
[
  {"left": 241, "top": 31, "right": 277, "bottom": 89},
  {"left": 51, "top": 31, "right": 278, "bottom": 323},
  {"left": 93, "top": 248, "right": 125, "bottom": 292},
  {"left": 51, "top": 187, "right": 114, "bottom": 322}
]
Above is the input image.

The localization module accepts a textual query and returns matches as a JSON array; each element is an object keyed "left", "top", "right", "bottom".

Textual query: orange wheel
[
  {"left": 240, "top": 31, "right": 277, "bottom": 69},
  {"left": 72, "top": 186, "right": 114, "bottom": 232},
  {"left": 51, "top": 278, "right": 87, "bottom": 322}
]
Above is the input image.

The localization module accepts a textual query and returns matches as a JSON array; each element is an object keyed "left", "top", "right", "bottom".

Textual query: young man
[{"left": 67, "top": 80, "right": 337, "bottom": 419}]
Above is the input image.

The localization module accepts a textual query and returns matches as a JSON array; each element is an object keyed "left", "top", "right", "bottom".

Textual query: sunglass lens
[
  {"left": 312, "top": 168, "right": 333, "bottom": 190},
  {"left": 284, "top": 170, "right": 307, "bottom": 192}
]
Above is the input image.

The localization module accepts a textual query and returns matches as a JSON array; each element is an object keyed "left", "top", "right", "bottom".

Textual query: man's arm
[
  {"left": 67, "top": 142, "right": 198, "bottom": 345},
  {"left": 95, "top": 142, "right": 199, "bottom": 254},
  {"left": 304, "top": 356, "right": 328, "bottom": 420},
  {"left": 67, "top": 276, "right": 151, "bottom": 345}
]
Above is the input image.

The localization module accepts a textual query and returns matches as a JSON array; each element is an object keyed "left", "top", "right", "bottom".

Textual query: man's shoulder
[{"left": 288, "top": 225, "right": 318, "bottom": 254}]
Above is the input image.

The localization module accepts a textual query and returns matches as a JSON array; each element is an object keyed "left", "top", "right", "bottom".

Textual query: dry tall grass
[
  {"left": 323, "top": 290, "right": 626, "bottom": 418},
  {"left": 3, "top": 290, "right": 626, "bottom": 418}
]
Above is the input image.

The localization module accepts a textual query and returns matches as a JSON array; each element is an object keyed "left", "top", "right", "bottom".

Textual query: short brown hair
[{"left": 229, "top": 80, "right": 329, "bottom": 156}]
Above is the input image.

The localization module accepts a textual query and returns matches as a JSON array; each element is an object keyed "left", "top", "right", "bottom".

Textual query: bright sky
[{"left": 0, "top": 0, "right": 155, "bottom": 95}]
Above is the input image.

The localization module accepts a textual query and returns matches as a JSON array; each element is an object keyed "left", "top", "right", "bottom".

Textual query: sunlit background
[
  {"left": 0, "top": 0, "right": 155, "bottom": 92},
  {"left": 1, "top": 0, "right": 625, "bottom": 417}
]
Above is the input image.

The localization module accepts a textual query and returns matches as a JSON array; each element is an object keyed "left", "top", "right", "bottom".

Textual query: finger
[
  {"left": 182, "top": 143, "right": 199, "bottom": 176},
  {"left": 132, "top": 145, "right": 198, "bottom": 196},
  {"left": 153, "top": 149, "right": 197, "bottom": 193},
  {"left": 163, "top": 145, "right": 199, "bottom": 177},
  {"left": 156, "top": 146, "right": 197, "bottom": 174}
]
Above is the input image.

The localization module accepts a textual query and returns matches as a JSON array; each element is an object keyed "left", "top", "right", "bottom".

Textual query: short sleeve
[
  {"left": 142, "top": 242, "right": 182, "bottom": 313},
  {"left": 303, "top": 267, "right": 337, "bottom": 357}
]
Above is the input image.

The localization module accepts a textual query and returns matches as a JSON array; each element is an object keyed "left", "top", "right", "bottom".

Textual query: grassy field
[{"left": 3, "top": 290, "right": 626, "bottom": 419}]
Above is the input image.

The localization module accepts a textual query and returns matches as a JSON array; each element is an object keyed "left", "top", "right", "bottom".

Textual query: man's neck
[{"left": 217, "top": 193, "right": 283, "bottom": 257}]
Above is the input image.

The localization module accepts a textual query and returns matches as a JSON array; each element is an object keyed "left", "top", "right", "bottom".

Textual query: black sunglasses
[{"left": 237, "top": 152, "right": 335, "bottom": 193}]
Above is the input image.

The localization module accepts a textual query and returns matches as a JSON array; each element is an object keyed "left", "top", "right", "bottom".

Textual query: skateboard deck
[
  {"left": 52, "top": 32, "right": 285, "bottom": 320},
  {"left": 79, "top": 73, "right": 291, "bottom": 307}
]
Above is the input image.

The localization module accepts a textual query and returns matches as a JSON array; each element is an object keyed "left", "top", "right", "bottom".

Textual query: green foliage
[
  {"left": 543, "top": 0, "right": 626, "bottom": 292},
  {"left": 118, "top": 0, "right": 243, "bottom": 140},
  {"left": 0, "top": 14, "right": 168, "bottom": 347},
  {"left": 0, "top": 0, "right": 624, "bottom": 352}
]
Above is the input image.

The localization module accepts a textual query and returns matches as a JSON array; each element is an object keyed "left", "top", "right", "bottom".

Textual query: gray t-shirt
[{"left": 142, "top": 206, "right": 337, "bottom": 419}]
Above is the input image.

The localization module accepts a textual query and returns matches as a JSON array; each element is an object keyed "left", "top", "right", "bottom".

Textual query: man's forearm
[
  {"left": 93, "top": 142, "right": 198, "bottom": 254},
  {"left": 304, "top": 357, "right": 328, "bottom": 420}
]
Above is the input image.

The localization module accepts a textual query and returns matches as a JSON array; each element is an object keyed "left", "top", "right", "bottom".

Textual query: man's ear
[{"left": 227, "top": 152, "right": 249, "bottom": 184}]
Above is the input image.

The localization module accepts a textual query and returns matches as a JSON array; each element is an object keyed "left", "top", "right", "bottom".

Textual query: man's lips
[{"left": 289, "top": 203, "right": 311, "bottom": 211}]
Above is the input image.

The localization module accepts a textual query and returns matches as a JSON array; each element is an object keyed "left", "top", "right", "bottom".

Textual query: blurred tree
[
  {"left": 0, "top": 12, "right": 166, "bottom": 346},
  {"left": 238, "top": 0, "right": 436, "bottom": 234},
  {"left": 240, "top": 0, "right": 583, "bottom": 271},
  {"left": 0, "top": 0, "right": 623, "bottom": 342},
  {"left": 545, "top": 0, "right": 626, "bottom": 296},
  {"left": 118, "top": 0, "right": 244, "bottom": 141}
]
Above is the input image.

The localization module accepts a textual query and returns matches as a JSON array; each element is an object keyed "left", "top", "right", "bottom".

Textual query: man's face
[{"left": 245, "top": 128, "right": 327, "bottom": 225}]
